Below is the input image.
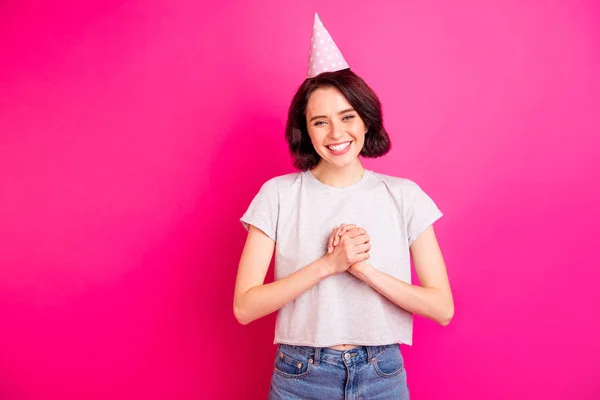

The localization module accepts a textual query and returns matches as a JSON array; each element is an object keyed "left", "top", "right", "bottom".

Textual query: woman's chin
[{"left": 323, "top": 155, "right": 360, "bottom": 169}]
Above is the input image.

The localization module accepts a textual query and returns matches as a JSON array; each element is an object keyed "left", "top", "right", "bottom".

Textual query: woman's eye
[
  {"left": 314, "top": 121, "right": 325, "bottom": 126},
  {"left": 343, "top": 115, "right": 355, "bottom": 121}
]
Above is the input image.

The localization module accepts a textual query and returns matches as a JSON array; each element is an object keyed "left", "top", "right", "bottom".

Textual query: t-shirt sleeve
[
  {"left": 240, "top": 179, "right": 279, "bottom": 242},
  {"left": 404, "top": 180, "right": 443, "bottom": 246}
]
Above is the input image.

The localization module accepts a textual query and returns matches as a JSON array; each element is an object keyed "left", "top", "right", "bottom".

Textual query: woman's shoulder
[
  {"left": 257, "top": 172, "right": 303, "bottom": 192},
  {"left": 370, "top": 170, "right": 439, "bottom": 205},
  {"left": 370, "top": 170, "right": 421, "bottom": 190}
]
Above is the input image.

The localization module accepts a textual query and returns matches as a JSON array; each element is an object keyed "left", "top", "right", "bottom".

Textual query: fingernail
[{"left": 328, "top": 246, "right": 332, "bottom": 253}]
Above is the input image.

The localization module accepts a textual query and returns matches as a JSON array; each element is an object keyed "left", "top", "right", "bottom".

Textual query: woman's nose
[{"left": 329, "top": 121, "right": 344, "bottom": 138}]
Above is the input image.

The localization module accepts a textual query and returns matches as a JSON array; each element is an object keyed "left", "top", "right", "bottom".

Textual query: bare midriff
[{"left": 327, "top": 344, "right": 362, "bottom": 350}]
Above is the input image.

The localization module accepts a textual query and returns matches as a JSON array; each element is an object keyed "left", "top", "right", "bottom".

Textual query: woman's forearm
[
  {"left": 234, "top": 257, "right": 333, "bottom": 325},
  {"left": 350, "top": 263, "right": 454, "bottom": 326}
]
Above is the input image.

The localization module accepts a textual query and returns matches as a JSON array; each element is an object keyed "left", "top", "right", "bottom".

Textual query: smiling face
[{"left": 305, "top": 86, "right": 368, "bottom": 169}]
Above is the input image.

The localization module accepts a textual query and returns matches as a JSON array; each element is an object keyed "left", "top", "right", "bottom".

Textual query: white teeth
[{"left": 328, "top": 142, "right": 350, "bottom": 152}]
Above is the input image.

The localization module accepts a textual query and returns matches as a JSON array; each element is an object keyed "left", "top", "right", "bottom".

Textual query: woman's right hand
[
  {"left": 327, "top": 223, "right": 356, "bottom": 254},
  {"left": 324, "top": 227, "right": 371, "bottom": 275}
]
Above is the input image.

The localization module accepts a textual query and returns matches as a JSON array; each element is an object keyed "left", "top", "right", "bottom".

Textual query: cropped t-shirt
[{"left": 240, "top": 169, "right": 443, "bottom": 347}]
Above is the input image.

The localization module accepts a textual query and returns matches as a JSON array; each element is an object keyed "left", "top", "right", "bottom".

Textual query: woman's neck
[{"left": 310, "top": 160, "right": 366, "bottom": 188}]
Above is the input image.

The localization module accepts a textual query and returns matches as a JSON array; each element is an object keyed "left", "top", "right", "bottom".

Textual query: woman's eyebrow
[{"left": 309, "top": 108, "right": 355, "bottom": 122}]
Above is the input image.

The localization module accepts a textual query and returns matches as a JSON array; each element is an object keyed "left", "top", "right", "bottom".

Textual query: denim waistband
[{"left": 278, "top": 343, "right": 398, "bottom": 367}]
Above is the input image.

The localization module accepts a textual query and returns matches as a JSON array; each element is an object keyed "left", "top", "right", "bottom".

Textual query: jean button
[{"left": 344, "top": 353, "right": 350, "bottom": 360}]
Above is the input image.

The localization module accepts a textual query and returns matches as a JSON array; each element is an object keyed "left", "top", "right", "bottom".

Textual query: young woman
[{"left": 233, "top": 14, "right": 453, "bottom": 400}]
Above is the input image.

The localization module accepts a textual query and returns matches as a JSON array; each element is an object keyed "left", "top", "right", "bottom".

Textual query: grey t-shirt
[{"left": 240, "top": 169, "right": 442, "bottom": 347}]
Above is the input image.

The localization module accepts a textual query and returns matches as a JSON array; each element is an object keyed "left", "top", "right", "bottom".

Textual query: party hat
[{"left": 307, "top": 13, "right": 350, "bottom": 78}]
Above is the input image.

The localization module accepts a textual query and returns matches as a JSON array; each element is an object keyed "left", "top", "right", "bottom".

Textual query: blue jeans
[{"left": 268, "top": 343, "right": 410, "bottom": 399}]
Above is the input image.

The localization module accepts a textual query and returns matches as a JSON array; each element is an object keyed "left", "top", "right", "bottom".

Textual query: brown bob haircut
[{"left": 285, "top": 68, "right": 391, "bottom": 171}]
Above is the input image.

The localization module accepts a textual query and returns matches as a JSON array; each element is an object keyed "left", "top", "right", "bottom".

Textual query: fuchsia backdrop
[{"left": 1, "top": 1, "right": 599, "bottom": 398}]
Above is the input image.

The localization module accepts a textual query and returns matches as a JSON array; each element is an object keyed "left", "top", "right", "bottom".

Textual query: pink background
[{"left": 1, "top": 0, "right": 599, "bottom": 398}]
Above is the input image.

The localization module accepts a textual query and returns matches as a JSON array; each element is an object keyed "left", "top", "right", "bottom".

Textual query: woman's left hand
[{"left": 327, "top": 224, "right": 370, "bottom": 276}]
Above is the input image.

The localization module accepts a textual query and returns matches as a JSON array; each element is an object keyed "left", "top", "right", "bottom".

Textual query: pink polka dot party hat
[{"left": 307, "top": 13, "right": 350, "bottom": 78}]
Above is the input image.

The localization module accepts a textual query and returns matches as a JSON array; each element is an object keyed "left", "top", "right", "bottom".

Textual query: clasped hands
[{"left": 323, "top": 224, "right": 371, "bottom": 277}]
